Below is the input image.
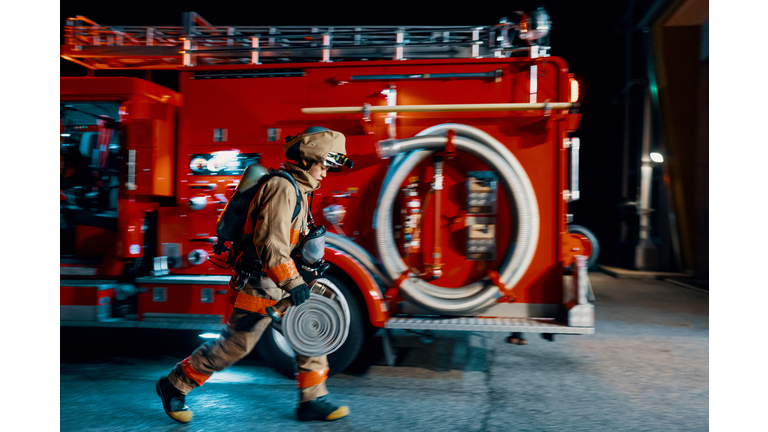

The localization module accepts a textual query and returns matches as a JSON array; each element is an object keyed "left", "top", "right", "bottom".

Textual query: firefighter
[{"left": 156, "top": 127, "right": 352, "bottom": 423}]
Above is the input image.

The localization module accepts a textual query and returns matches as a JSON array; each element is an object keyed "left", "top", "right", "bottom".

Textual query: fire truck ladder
[{"left": 62, "top": 12, "right": 551, "bottom": 70}]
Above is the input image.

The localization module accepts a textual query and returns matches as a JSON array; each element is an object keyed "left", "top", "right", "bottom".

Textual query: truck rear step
[
  {"left": 385, "top": 316, "right": 593, "bottom": 334},
  {"left": 381, "top": 316, "right": 593, "bottom": 366}
]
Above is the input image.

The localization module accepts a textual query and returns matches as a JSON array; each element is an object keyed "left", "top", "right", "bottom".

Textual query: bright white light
[
  {"left": 199, "top": 333, "right": 221, "bottom": 339},
  {"left": 189, "top": 196, "right": 208, "bottom": 211},
  {"left": 569, "top": 78, "right": 579, "bottom": 103},
  {"left": 209, "top": 151, "right": 240, "bottom": 171},
  {"left": 212, "top": 151, "right": 239, "bottom": 159},
  {"left": 650, "top": 152, "right": 664, "bottom": 163},
  {"left": 61, "top": 133, "right": 71, "bottom": 137}
]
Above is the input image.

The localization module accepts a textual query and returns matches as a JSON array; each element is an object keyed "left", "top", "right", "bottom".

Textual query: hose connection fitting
[
  {"left": 375, "top": 139, "right": 402, "bottom": 159},
  {"left": 487, "top": 270, "right": 515, "bottom": 302}
]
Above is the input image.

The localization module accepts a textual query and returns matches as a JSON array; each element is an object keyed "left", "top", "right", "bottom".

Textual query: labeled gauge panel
[{"left": 466, "top": 171, "right": 498, "bottom": 261}]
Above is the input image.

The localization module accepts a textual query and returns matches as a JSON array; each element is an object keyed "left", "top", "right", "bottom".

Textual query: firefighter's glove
[{"left": 289, "top": 283, "right": 310, "bottom": 306}]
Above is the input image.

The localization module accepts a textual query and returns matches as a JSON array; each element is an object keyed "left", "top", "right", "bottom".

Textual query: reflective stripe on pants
[{"left": 167, "top": 308, "right": 329, "bottom": 402}]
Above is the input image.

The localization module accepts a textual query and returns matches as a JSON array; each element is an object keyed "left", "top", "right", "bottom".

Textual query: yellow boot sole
[
  {"left": 156, "top": 379, "right": 194, "bottom": 423},
  {"left": 167, "top": 410, "right": 193, "bottom": 423},
  {"left": 326, "top": 406, "right": 349, "bottom": 421}
]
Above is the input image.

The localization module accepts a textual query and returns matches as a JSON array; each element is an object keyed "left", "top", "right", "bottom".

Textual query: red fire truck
[{"left": 60, "top": 8, "right": 595, "bottom": 375}]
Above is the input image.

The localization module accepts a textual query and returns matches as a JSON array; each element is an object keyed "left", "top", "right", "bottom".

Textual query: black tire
[
  {"left": 253, "top": 326, "right": 296, "bottom": 379},
  {"left": 254, "top": 272, "right": 366, "bottom": 378},
  {"left": 567, "top": 224, "right": 601, "bottom": 270}
]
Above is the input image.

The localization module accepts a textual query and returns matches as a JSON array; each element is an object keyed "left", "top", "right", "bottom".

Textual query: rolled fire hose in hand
[{"left": 267, "top": 279, "right": 350, "bottom": 357}]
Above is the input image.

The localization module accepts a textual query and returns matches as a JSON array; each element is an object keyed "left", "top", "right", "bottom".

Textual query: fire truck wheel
[
  {"left": 254, "top": 273, "right": 365, "bottom": 379},
  {"left": 567, "top": 224, "right": 601, "bottom": 270}
]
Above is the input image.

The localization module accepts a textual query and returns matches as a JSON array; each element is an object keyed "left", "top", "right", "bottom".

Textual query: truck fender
[{"left": 324, "top": 246, "right": 389, "bottom": 327}]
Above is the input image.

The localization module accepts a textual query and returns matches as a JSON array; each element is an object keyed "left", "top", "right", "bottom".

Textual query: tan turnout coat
[{"left": 237, "top": 161, "right": 320, "bottom": 303}]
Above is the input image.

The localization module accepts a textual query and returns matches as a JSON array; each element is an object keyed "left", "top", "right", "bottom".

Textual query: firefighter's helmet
[{"left": 283, "top": 127, "right": 353, "bottom": 171}]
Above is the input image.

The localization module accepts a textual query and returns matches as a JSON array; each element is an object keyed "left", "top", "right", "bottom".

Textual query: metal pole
[
  {"left": 530, "top": 65, "right": 538, "bottom": 103},
  {"left": 322, "top": 34, "right": 331, "bottom": 62},
  {"left": 251, "top": 37, "right": 260, "bottom": 65},
  {"left": 302, "top": 102, "right": 573, "bottom": 114},
  {"left": 634, "top": 88, "right": 657, "bottom": 269},
  {"left": 641, "top": 22, "right": 683, "bottom": 272},
  {"left": 181, "top": 12, "right": 194, "bottom": 67},
  {"left": 182, "top": 39, "right": 192, "bottom": 67},
  {"left": 618, "top": 1, "right": 635, "bottom": 261},
  {"left": 432, "top": 156, "right": 444, "bottom": 279}
]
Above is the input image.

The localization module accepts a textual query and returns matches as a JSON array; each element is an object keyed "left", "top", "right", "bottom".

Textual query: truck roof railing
[{"left": 62, "top": 10, "right": 552, "bottom": 70}]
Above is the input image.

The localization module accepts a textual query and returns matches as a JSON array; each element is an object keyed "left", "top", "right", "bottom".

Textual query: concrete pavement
[{"left": 60, "top": 271, "right": 708, "bottom": 431}]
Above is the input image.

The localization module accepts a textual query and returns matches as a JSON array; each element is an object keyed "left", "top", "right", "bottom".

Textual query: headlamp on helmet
[{"left": 325, "top": 152, "right": 354, "bottom": 172}]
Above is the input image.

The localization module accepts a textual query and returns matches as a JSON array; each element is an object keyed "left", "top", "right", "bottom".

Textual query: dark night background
[{"left": 60, "top": 0, "right": 645, "bottom": 270}]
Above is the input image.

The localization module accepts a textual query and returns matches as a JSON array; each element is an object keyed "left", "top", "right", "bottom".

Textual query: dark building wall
[
  {"left": 694, "top": 55, "right": 708, "bottom": 278},
  {"left": 655, "top": 24, "right": 708, "bottom": 277}
]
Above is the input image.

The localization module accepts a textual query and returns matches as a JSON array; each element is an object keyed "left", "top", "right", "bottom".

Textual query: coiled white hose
[
  {"left": 275, "top": 278, "right": 350, "bottom": 357},
  {"left": 373, "top": 124, "right": 539, "bottom": 314}
]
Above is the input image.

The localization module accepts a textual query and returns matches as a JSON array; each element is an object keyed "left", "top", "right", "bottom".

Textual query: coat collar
[{"left": 284, "top": 162, "right": 321, "bottom": 194}]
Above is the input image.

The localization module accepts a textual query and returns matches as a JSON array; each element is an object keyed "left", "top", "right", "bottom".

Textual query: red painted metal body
[
  {"left": 135, "top": 283, "right": 232, "bottom": 323},
  {"left": 61, "top": 77, "right": 181, "bottom": 277},
  {"left": 60, "top": 282, "right": 116, "bottom": 322},
  {"left": 324, "top": 247, "right": 388, "bottom": 326},
  {"left": 60, "top": 55, "right": 585, "bottom": 328}
]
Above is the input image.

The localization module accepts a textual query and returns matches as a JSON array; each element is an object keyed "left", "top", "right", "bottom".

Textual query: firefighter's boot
[
  {"left": 156, "top": 377, "right": 193, "bottom": 423},
  {"left": 296, "top": 396, "right": 349, "bottom": 421}
]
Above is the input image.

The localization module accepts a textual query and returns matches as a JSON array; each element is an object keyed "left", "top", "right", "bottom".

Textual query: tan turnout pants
[{"left": 167, "top": 277, "right": 329, "bottom": 403}]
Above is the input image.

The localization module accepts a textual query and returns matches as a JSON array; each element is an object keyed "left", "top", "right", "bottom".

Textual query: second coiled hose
[{"left": 373, "top": 123, "right": 540, "bottom": 314}]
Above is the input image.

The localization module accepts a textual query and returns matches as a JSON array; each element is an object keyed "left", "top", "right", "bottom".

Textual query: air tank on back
[{"left": 215, "top": 163, "right": 269, "bottom": 242}]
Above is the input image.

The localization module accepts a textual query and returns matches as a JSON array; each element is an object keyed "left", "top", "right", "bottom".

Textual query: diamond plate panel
[{"left": 385, "top": 317, "right": 593, "bottom": 334}]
